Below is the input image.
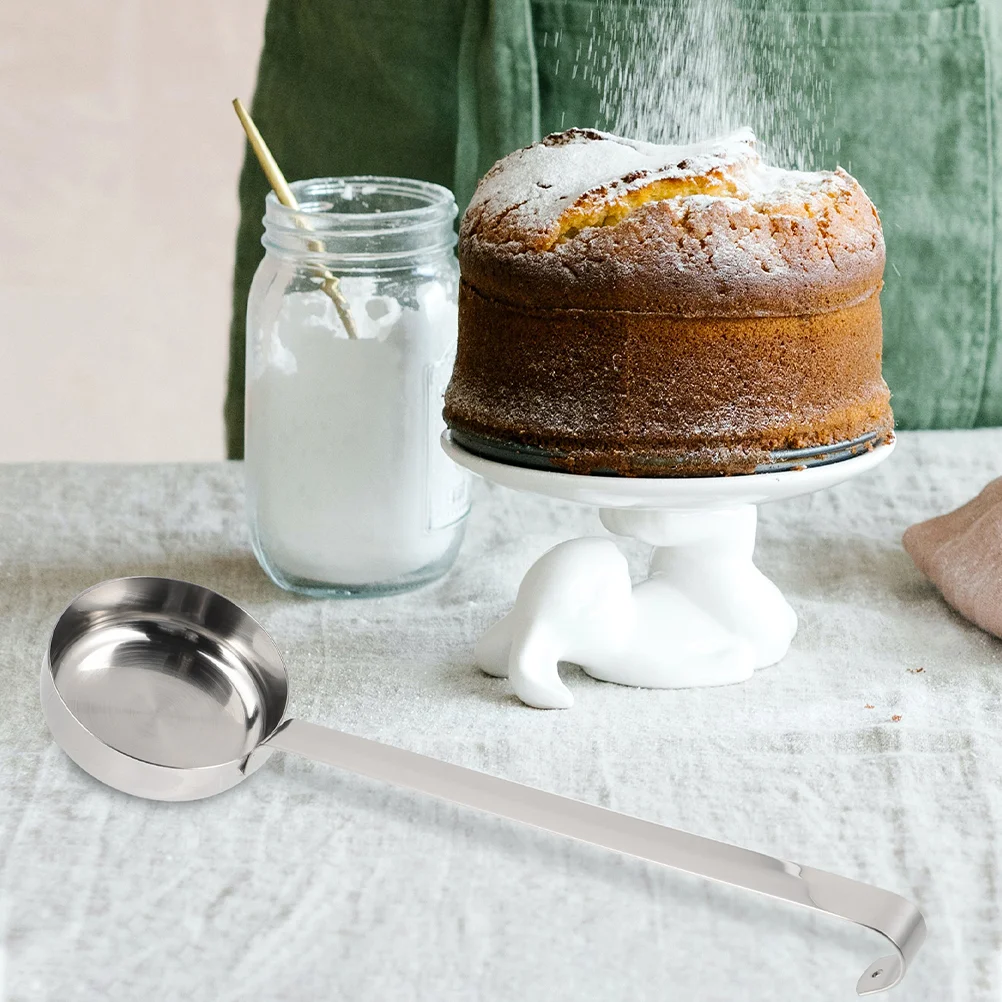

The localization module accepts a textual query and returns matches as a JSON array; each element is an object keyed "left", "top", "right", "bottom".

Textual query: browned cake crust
[{"left": 444, "top": 128, "right": 893, "bottom": 476}]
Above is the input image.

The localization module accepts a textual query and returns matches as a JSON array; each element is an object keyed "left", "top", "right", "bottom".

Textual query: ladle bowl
[{"left": 42, "top": 577, "right": 288, "bottom": 800}]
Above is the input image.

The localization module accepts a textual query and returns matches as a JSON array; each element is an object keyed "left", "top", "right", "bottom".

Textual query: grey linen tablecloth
[{"left": 1, "top": 430, "right": 1000, "bottom": 1002}]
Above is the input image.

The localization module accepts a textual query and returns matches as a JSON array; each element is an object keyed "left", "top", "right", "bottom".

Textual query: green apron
[{"left": 226, "top": 0, "right": 1001, "bottom": 457}]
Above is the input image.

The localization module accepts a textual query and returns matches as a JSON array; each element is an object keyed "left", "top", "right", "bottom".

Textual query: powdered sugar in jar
[{"left": 245, "top": 177, "right": 471, "bottom": 596}]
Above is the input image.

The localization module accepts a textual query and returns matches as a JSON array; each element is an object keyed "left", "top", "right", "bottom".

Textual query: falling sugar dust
[{"left": 555, "top": 0, "right": 835, "bottom": 170}]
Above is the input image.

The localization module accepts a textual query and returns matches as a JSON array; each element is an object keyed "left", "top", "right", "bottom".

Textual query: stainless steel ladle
[{"left": 40, "top": 577, "right": 926, "bottom": 994}]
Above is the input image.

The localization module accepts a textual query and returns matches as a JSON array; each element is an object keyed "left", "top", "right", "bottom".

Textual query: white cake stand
[{"left": 443, "top": 431, "right": 895, "bottom": 709}]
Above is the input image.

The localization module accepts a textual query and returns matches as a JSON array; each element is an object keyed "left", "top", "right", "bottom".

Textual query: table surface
[{"left": 1, "top": 430, "right": 1000, "bottom": 1002}]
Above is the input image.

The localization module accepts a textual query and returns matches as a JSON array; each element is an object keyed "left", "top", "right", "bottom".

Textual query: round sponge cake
[{"left": 443, "top": 128, "right": 893, "bottom": 476}]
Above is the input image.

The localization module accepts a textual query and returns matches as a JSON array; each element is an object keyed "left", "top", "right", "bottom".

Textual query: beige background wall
[{"left": 1, "top": 1, "right": 269, "bottom": 461}]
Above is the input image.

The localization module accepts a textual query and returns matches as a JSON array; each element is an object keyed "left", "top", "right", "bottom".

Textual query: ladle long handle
[{"left": 265, "top": 719, "right": 925, "bottom": 994}]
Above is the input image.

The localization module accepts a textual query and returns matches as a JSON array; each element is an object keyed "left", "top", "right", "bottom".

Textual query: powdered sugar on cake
[{"left": 463, "top": 128, "right": 859, "bottom": 252}]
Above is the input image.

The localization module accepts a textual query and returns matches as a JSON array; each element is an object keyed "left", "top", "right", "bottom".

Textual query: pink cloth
[{"left": 903, "top": 476, "right": 1002, "bottom": 638}]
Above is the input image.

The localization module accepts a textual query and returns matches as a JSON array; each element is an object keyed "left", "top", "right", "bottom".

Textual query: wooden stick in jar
[{"left": 232, "top": 98, "right": 358, "bottom": 339}]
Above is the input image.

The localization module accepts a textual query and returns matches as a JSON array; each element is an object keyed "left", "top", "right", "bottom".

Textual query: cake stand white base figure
[{"left": 442, "top": 432, "right": 895, "bottom": 709}]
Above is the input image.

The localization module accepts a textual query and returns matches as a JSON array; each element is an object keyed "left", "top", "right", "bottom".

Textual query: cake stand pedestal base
[{"left": 443, "top": 433, "right": 894, "bottom": 709}]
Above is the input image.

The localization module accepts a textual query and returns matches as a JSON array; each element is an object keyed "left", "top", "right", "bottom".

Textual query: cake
[{"left": 443, "top": 128, "right": 893, "bottom": 476}]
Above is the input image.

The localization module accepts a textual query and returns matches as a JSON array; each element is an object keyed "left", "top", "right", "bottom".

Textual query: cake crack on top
[{"left": 554, "top": 171, "right": 743, "bottom": 246}]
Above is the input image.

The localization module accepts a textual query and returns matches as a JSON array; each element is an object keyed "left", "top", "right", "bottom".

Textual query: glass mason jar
[{"left": 245, "top": 176, "right": 471, "bottom": 597}]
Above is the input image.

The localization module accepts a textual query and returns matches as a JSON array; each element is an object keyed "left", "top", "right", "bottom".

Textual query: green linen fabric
[
  {"left": 227, "top": 0, "right": 1001, "bottom": 458},
  {"left": 454, "top": 0, "right": 541, "bottom": 214}
]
